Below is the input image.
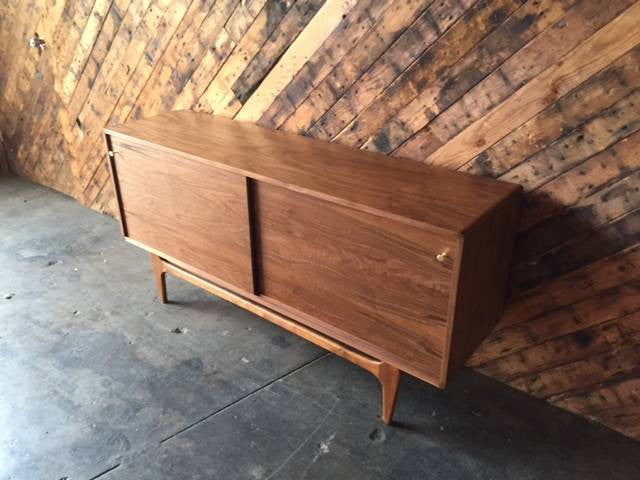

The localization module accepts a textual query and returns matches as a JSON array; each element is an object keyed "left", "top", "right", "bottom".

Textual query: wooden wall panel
[{"left": 1, "top": 0, "right": 639, "bottom": 439}]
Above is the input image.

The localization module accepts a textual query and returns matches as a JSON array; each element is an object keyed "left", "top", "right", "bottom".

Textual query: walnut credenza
[{"left": 104, "top": 111, "right": 522, "bottom": 424}]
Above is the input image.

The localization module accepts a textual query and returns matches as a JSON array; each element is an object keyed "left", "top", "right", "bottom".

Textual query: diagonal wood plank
[
  {"left": 394, "top": 0, "right": 636, "bottom": 162},
  {"left": 234, "top": 0, "right": 359, "bottom": 122},
  {"left": 196, "top": 0, "right": 297, "bottom": 116},
  {"left": 520, "top": 131, "right": 640, "bottom": 230},
  {"left": 501, "top": 244, "right": 640, "bottom": 330},
  {"left": 470, "top": 280, "right": 640, "bottom": 367},
  {"left": 319, "top": 0, "right": 514, "bottom": 145},
  {"left": 257, "top": 0, "right": 396, "bottom": 130},
  {"left": 462, "top": 44, "right": 640, "bottom": 179},
  {"left": 423, "top": 1, "right": 640, "bottom": 169},
  {"left": 362, "top": 0, "right": 578, "bottom": 154}
]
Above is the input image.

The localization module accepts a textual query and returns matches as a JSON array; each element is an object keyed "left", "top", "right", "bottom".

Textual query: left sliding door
[{"left": 108, "top": 136, "right": 254, "bottom": 293}]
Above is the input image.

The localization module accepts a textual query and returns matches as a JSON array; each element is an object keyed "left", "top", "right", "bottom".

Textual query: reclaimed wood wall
[{"left": 1, "top": 0, "right": 639, "bottom": 439}]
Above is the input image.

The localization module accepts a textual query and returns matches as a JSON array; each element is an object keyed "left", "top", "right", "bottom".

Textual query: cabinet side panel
[
  {"left": 111, "top": 137, "right": 254, "bottom": 293},
  {"left": 253, "top": 181, "right": 457, "bottom": 384},
  {"left": 447, "top": 191, "right": 523, "bottom": 376}
]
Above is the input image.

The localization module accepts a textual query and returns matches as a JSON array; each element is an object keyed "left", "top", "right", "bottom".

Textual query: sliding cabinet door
[
  {"left": 252, "top": 182, "right": 458, "bottom": 384},
  {"left": 110, "top": 137, "right": 254, "bottom": 293}
]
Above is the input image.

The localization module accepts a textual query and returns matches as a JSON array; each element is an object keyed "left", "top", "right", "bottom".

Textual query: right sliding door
[{"left": 252, "top": 181, "right": 458, "bottom": 385}]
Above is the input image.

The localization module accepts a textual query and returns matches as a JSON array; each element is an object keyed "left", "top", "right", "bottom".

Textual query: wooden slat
[
  {"left": 475, "top": 320, "right": 626, "bottom": 382},
  {"left": 137, "top": 0, "right": 241, "bottom": 118},
  {"left": 508, "top": 310, "right": 640, "bottom": 398},
  {"left": 256, "top": 0, "right": 395, "bottom": 129},
  {"left": 500, "top": 89, "right": 640, "bottom": 193},
  {"left": 171, "top": 29, "right": 236, "bottom": 110},
  {"left": 462, "top": 44, "right": 640, "bottom": 179},
  {"left": 224, "top": 0, "right": 268, "bottom": 42},
  {"left": 277, "top": 0, "right": 453, "bottom": 134},
  {"left": 363, "top": 0, "right": 578, "bottom": 154},
  {"left": 51, "top": 0, "right": 98, "bottom": 97},
  {"left": 197, "top": 0, "right": 298, "bottom": 116},
  {"left": 470, "top": 280, "right": 640, "bottom": 366},
  {"left": 421, "top": 1, "right": 640, "bottom": 168},
  {"left": 120, "top": 0, "right": 218, "bottom": 120},
  {"left": 107, "top": 0, "right": 196, "bottom": 125},
  {"left": 511, "top": 208, "right": 640, "bottom": 294},
  {"left": 75, "top": 0, "right": 166, "bottom": 140},
  {"left": 519, "top": 131, "right": 640, "bottom": 231},
  {"left": 394, "top": 0, "right": 636, "bottom": 162},
  {"left": 234, "top": 0, "right": 359, "bottom": 122},
  {"left": 500, "top": 244, "right": 640, "bottom": 330},
  {"left": 551, "top": 376, "right": 640, "bottom": 438},
  {"left": 318, "top": 0, "right": 516, "bottom": 144},
  {"left": 230, "top": 0, "right": 326, "bottom": 104},
  {"left": 62, "top": 0, "right": 113, "bottom": 103},
  {"left": 513, "top": 170, "right": 640, "bottom": 266},
  {"left": 65, "top": 0, "right": 133, "bottom": 124}
]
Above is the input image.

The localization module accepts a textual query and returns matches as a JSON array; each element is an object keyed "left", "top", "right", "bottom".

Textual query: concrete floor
[{"left": 0, "top": 176, "right": 638, "bottom": 480}]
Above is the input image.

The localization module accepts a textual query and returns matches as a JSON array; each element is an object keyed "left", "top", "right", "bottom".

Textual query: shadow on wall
[{"left": 507, "top": 186, "right": 638, "bottom": 297}]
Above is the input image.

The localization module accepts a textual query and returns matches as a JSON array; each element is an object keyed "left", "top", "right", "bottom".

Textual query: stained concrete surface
[{"left": 0, "top": 176, "right": 638, "bottom": 480}]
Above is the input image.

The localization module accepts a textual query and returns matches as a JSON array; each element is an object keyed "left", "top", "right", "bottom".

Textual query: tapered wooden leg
[
  {"left": 150, "top": 254, "right": 168, "bottom": 303},
  {"left": 378, "top": 363, "right": 401, "bottom": 425}
]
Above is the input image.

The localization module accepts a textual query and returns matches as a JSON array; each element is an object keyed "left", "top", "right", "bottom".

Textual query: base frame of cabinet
[{"left": 150, "top": 253, "right": 401, "bottom": 424}]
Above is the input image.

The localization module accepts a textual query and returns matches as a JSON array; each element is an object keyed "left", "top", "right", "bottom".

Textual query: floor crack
[
  {"left": 160, "top": 352, "right": 330, "bottom": 444},
  {"left": 87, "top": 463, "right": 121, "bottom": 480}
]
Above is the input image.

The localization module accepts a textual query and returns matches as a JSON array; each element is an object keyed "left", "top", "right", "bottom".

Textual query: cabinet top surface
[{"left": 105, "top": 111, "right": 521, "bottom": 233}]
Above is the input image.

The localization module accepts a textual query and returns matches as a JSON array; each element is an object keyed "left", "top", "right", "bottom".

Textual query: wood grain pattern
[
  {"left": 2, "top": 0, "right": 640, "bottom": 439},
  {"left": 235, "top": 0, "right": 359, "bottom": 121},
  {"left": 394, "top": 0, "right": 635, "bottom": 162},
  {"left": 111, "top": 136, "right": 254, "bottom": 292},
  {"left": 253, "top": 180, "right": 455, "bottom": 384},
  {"left": 323, "top": 0, "right": 524, "bottom": 146},
  {"left": 363, "top": 0, "right": 578, "bottom": 154}
]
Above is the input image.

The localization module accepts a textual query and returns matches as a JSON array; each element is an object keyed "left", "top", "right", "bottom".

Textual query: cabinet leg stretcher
[{"left": 150, "top": 254, "right": 401, "bottom": 424}]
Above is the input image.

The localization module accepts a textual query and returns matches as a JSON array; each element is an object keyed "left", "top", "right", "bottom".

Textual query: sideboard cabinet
[{"left": 105, "top": 111, "right": 522, "bottom": 424}]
